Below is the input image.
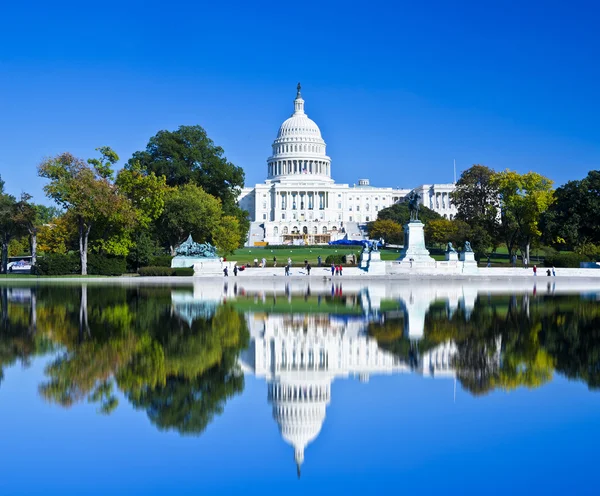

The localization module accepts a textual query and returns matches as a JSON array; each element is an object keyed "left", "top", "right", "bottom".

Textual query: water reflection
[{"left": 0, "top": 282, "right": 599, "bottom": 462}]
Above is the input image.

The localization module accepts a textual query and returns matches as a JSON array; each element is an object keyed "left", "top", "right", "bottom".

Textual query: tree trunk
[
  {"left": 78, "top": 284, "right": 89, "bottom": 343},
  {"left": 29, "top": 290, "right": 37, "bottom": 335},
  {"left": 1, "top": 241, "right": 7, "bottom": 274},
  {"left": 79, "top": 218, "right": 91, "bottom": 276},
  {"left": 30, "top": 230, "right": 37, "bottom": 268},
  {"left": 526, "top": 242, "right": 530, "bottom": 267},
  {"left": 170, "top": 245, "right": 175, "bottom": 256}
]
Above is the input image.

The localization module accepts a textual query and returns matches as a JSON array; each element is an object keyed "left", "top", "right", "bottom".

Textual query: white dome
[
  {"left": 267, "top": 84, "right": 332, "bottom": 181},
  {"left": 277, "top": 113, "right": 322, "bottom": 139}
]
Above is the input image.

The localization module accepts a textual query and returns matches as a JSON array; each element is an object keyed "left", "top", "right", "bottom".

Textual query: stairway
[
  {"left": 343, "top": 221, "right": 364, "bottom": 240},
  {"left": 246, "top": 222, "right": 265, "bottom": 246}
]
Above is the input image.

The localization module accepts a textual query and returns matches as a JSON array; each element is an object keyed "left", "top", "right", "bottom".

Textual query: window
[
  {"left": 375, "top": 206, "right": 379, "bottom": 211},
  {"left": 349, "top": 206, "right": 352, "bottom": 211},
  {"left": 313, "top": 226, "right": 318, "bottom": 234},
  {"left": 262, "top": 202, "right": 267, "bottom": 209},
  {"left": 303, "top": 226, "right": 308, "bottom": 234},
  {"left": 283, "top": 226, "right": 289, "bottom": 234},
  {"left": 349, "top": 216, "right": 353, "bottom": 222},
  {"left": 322, "top": 226, "right": 328, "bottom": 233},
  {"left": 282, "top": 213, "right": 286, "bottom": 220},
  {"left": 356, "top": 206, "right": 360, "bottom": 212},
  {"left": 332, "top": 226, "right": 338, "bottom": 231},
  {"left": 274, "top": 226, "right": 279, "bottom": 235},
  {"left": 366, "top": 216, "right": 370, "bottom": 222},
  {"left": 263, "top": 214, "right": 267, "bottom": 220},
  {"left": 337, "top": 202, "right": 342, "bottom": 209}
]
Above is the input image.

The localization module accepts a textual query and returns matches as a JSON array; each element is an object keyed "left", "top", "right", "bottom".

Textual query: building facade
[{"left": 239, "top": 85, "right": 457, "bottom": 246}]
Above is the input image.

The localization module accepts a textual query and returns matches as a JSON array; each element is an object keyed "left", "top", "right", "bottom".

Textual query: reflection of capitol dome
[
  {"left": 269, "top": 381, "right": 330, "bottom": 475},
  {"left": 267, "top": 83, "right": 332, "bottom": 181},
  {"left": 239, "top": 311, "right": 407, "bottom": 474}
]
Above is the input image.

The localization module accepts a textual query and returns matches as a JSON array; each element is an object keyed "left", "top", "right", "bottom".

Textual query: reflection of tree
[{"left": 34, "top": 286, "right": 248, "bottom": 433}]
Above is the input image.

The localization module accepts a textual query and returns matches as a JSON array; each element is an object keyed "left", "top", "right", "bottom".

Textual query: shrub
[
  {"left": 173, "top": 267, "right": 194, "bottom": 276},
  {"left": 34, "top": 253, "right": 80, "bottom": 275},
  {"left": 87, "top": 254, "right": 127, "bottom": 276},
  {"left": 138, "top": 266, "right": 175, "bottom": 276},
  {"left": 149, "top": 255, "right": 173, "bottom": 267},
  {"left": 544, "top": 252, "right": 589, "bottom": 268},
  {"left": 137, "top": 266, "right": 194, "bottom": 276}
]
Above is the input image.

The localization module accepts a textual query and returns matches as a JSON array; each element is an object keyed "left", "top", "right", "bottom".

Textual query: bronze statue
[
  {"left": 175, "top": 234, "right": 218, "bottom": 258},
  {"left": 464, "top": 241, "right": 473, "bottom": 252},
  {"left": 446, "top": 242, "right": 457, "bottom": 253},
  {"left": 406, "top": 191, "right": 421, "bottom": 221}
]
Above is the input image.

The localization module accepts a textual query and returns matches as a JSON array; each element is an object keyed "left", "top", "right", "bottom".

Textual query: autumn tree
[
  {"left": 367, "top": 219, "right": 403, "bottom": 245},
  {"left": 493, "top": 170, "right": 554, "bottom": 262},
  {"left": 38, "top": 149, "right": 136, "bottom": 274},
  {"left": 212, "top": 215, "right": 242, "bottom": 256}
]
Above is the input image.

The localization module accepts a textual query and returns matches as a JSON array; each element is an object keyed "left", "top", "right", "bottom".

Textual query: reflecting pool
[{"left": 1, "top": 280, "right": 599, "bottom": 495}]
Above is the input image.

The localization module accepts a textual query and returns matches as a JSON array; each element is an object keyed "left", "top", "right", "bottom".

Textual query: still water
[{"left": 0, "top": 280, "right": 599, "bottom": 495}]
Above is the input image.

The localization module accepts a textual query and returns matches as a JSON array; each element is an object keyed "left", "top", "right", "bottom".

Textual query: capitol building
[{"left": 239, "top": 84, "right": 457, "bottom": 246}]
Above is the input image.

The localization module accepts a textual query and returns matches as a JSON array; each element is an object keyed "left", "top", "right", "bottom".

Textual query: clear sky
[{"left": 1, "top": 0, "right": 599, "bottom": 204}]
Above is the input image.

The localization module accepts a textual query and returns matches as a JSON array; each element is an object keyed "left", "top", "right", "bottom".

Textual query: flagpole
[{"left": 453, "top": 159, "right": 457, "bottom": 184}]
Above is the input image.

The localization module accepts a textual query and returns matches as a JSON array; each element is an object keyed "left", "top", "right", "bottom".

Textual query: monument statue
[
  {"left": 175, "top": 234, "right": 218, "bottom": 258},
  {"left": 406, "top": 191, "right": 421, "bottom": 221},
  {"left": 446, "top": 242, "right": 457, "bottom": 253},
  {"left": 464, "top": 241, "right": 473, "bottom": 252}
]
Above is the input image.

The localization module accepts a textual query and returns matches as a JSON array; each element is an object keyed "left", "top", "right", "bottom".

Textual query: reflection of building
[
  {"left": 238, "top": 313, "right": 408, "bottom": 475},
  {"left": 239, "top": 85, "right": 457, "bottom": 246}
]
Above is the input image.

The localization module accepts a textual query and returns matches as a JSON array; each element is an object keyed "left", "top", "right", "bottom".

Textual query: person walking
[
  {"left": 306, "top": 263, "right": 311, "bottom": 276},
  {"left": 223, "top": 266, "right": 229, "bottom": 277},
  {"left": 317, "top": 255, "right": 322, "bottom": 267},
  {"left": 285, "top": 264, "right": 290, "bottom": 276},
  {"left": 273, "top": 256, "right": 277, "bottom": 267},
  {"left": 262, "top": 257, "right": 267, "bottom": 268},
  {"left": 304, "top": 258, "right": 308, "bottom": 269},
  {"left": 233, "top": 265, "right": 238, "bottom": 277},
  {"left": 331, "top": 263, "right": 335, "bottom": 276},
  {"left": 552, "top": 266, "right": 556, "bottom": 277},
  {"left": 339, "top": 264, "right": 343, "bottom": 276},
  {"left": 533, "top": 265, "right": 537, "bottom": 276},
  {"left": 287, "top": 257, "right": 292, "bottom": 266}
]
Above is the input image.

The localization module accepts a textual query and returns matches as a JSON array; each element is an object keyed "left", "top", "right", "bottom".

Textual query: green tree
[
  {"left": 493, "top": 170, "right": 554, "bottom": 262},
  {"left": 424, "top": 218, "right": 457, "bottom": 248},
  {"left": 366, "top": 219, "right": 403, "bottom": 245},
  {"left": 158, "top": 184, "right": 223, "bottom": 254},
  {"left": 377, "top": 201, "right": 441, "bottom": 226},
  {"left": 0, "top": 179, "right": 26, "bottom": 273},
  {"left": 128, "top": 125, "right": 249, "bottom": 245},
  {"left": 38, "top": 149, "right": 136, "bottom": 274},
  {"left": 213, "top": 215, "right": 242, "bottom": 256},
  {"left": 450, "top": 165, "right": 500, "bottom": 256},
  {"left": 541, "top": 170, "right": 600, "bottom": 250}
]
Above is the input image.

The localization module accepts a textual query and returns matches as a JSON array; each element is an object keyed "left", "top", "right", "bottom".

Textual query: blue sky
[{"left": 1, "top": 0, "right": 599, "bottom": 204}]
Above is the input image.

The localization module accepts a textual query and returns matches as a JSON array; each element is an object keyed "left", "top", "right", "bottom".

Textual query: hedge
[
  {"left": 138, "top": 266, "right": 194, "bottom": 276},
  {"left": 544, "top": 252, "right": 589, "bottom": 268},
  {"left": 35, "top": 253, "right": 80, "bottom": 275},
  {"left": 87, "top": 254, "right": 126, "bottom": 276},
  {"left": 34, "top": 253, "right": 126, "bottom": 275},
  {"left": 149, "top": 255, "right": 173, "bottom": 267}
]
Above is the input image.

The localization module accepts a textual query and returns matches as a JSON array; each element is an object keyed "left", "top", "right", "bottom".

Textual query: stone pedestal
[
  {"left": 396, "top": 221, "right": 436, "bottom": 266},
  {"left": 445, "top": 252, "right": 458, "bottom": 261},
  {"left": 367, "top": 250, "right": 386, "bottom": 275},
  {"left": 460, "top": 251, "right": 478, "bottom": 274},
  {"left": 172, "top": 256, "right": 206, "bottom": 268},
  {"left": 359, "top": 250, "right": 369, "bottom": 269},
  {"left": 460, "top": 251, "right": 475, "bottom": 263},
  {"left": 192, "top": 258, "right": 224, "bottom": 276}
]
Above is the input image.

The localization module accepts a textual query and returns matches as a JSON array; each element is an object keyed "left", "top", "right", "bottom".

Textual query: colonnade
[
  {"left": 269, "top": 159, "right": 330, "bottom": 177},
  {"left": 269, "top": 382, "right": 330, "bottom": 403},
  {"left": 429, "top": 191, "right": 453, "bottom": 210},
  {"left": 275, "top": 190, "right": 330, "bottom": 212}
]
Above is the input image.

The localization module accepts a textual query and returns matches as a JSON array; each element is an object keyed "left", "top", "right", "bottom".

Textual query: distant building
[{"left": 239, "top": 84, "right": 457, "bottom": 246}]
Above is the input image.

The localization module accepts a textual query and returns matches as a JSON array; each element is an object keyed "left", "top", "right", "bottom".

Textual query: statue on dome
[
  {"left": 406, "top": 191, "right": 421, "bottom": 221},
  {"left": 296, "top": 82, "right": 301, "bottom": 97}
]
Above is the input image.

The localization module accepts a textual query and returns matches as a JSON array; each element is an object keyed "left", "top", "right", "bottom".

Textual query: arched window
[
  {"left": 303, "top": 226, "right": 308, "bottom": 234},
  {"left": 322, "top": 226, "right": 328, "bottom": 233},
  {"left": 292, "top": 226, "right": 299, "bottom": 234},
  {"left": 274, "top": 226, "right": 279, "bottom": 235},
  {"left": 313, "top": 226, "right": 318, "bottom": 234},
  {"left": 283, "top": 226, "right": 289, "bottom": 234},
  {"left": 332, "top": 226, "right": 337, "bottom": 231}
]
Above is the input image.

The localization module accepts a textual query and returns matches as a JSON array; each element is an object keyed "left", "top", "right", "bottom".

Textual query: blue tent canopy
[{"left": 328, "top": 239, "right": 384, "bottom": 247}]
